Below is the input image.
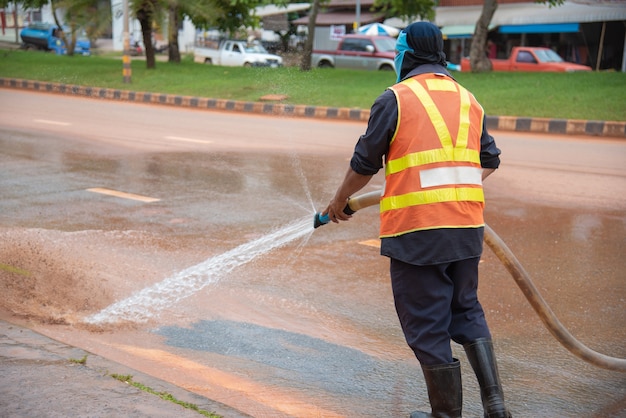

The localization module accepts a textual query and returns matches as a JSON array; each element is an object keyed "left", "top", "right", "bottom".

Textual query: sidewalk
[
  {"left": 0, "top": 319, "right": 251, "bottom": 417},
  {"left": 1, "top": 36, "right": 624, "bottom": 139}
]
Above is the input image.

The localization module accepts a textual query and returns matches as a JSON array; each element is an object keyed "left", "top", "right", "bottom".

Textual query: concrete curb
[{"left": 2, "top": 77, "right": 625, "bottom": 139}]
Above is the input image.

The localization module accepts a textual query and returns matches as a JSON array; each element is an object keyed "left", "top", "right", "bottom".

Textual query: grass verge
[{"left": 1, "top": 48, "right": 624, "bottom": 121}]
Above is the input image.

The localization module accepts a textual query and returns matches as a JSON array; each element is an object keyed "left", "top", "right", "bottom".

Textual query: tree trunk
[
  {"left": 469, "top": 0, "right": 497, "bottom": 72},
  {"left": 300, "top": 0, "right": 321, "bottom": 71},
  {"left": 67, "top": 22, "right": 77, "bottom": 56},
  {"left": 168, "top": 5, "right": 181, "bottom": 63},
  {"left": 137, "top": 6, "right": 156, "bottom": 69},
  {"left": 13, "top": 7, "right": 19, "bottom": 43},
  {"left": 51, "top": 1, "right": 74, "bottom": 56}
]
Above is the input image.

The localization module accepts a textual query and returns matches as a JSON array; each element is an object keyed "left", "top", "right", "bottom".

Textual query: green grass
[
  {"left": 68, "top": 354, "right": 88, "bottom": 365},
  {"left": 1, "top": 48, "right": 625, "bottom": 121},
  {"left": 110, "top": 373, "right": 222, "bottom": 417}
]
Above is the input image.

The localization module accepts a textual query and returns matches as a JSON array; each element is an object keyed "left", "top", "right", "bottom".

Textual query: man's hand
[
  {"left": 322, "top": 197, "right": 352, "bottom": 224},
  {"left": 323, "top": 168, "right": 373, "bottom": 223}
]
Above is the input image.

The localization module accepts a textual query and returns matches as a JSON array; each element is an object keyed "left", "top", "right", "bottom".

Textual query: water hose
[
  {"left": 483, "top": 225, "right": 626, "bottom": 372},
  {"left": 313, "top": 190, "right": 382, "bottom": 228},
  {"left": 314, "top": 191, "right": 626, "bottom": 372}
]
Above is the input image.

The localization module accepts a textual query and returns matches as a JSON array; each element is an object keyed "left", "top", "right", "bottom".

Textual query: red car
[{"left": 461, "top": 46, "right": 592, "bottom": 72}]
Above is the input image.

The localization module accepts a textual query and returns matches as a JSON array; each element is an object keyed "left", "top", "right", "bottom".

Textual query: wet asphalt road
[{"left": 0, "top": 89, "right": 625, "bottom": 417}]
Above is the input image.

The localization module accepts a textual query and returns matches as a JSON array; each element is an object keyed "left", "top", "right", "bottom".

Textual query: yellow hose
[
  {"left": 347, "top": 190, "right": 383, "bottom": 212},
  {"left": 483, "top": 224, "right": 626, "bottom": 372},
  {"left": 345, "top": 191, "right": 626, "bottom": 372}
]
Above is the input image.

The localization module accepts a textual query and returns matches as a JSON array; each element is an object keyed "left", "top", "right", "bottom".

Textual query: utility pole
[
  {"left": 354, "top": 0, "right": 361, "bottom": 32},
  {"left": 122, "top": 0, "right": 131, "bottom": 83}
]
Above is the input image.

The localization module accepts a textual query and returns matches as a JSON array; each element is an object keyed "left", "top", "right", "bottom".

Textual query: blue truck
[{"left": 20, "top": 23, "right": 91, "bottom": 55}]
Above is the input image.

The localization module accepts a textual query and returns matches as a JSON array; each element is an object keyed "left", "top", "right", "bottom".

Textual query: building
[
  {"left": 6, "top": 0, "right": 625, "bottom": 71},
  {"left": 433, "top": 0, "right": 626, "bottom": 71},
  {"left": 293, "top": 0, "right": 626, "bottom": 71},
  {"left": 292, "top": 0, "right": 386, "bottom": 50}
]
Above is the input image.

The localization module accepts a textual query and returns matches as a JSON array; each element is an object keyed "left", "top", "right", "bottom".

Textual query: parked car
[
  {"left": 461, "top": 46, "right": 592, "bottom": 72},
  {"left": 311, "top": 35, "right": 396, "bottom": 71},
  {"left": 194, "top": 39, "right": 282, "bottom": 68}
]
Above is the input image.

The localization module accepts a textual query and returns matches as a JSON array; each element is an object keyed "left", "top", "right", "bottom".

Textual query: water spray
[{"left": 314, "top": 189, "right": 626, "bottom": 372}]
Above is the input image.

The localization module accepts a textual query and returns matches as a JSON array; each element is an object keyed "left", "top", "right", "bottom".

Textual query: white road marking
[
  {"left": 164, "top": 135, "right": 213, "bottom": 144},
  {"left": 87, "top": 187, "right": 160, "bottom": 203},
  {"left": 34, "top": 119, "right": 71, "bottom": 126}
]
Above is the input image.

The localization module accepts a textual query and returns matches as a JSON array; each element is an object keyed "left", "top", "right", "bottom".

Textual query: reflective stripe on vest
[
  {"left": 386, "top": 77, "right": 480, "bottom": 176},
  {"left": 380, "top": 187, "right": 485, "bottom": 212},
  {"left": 381, "top": 74, "right": 485, "bottom": 237},
  {"left": 420, "top": 166, "right": 483, "bottom": 188}
]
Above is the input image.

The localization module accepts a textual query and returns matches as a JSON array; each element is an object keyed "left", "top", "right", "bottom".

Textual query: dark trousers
[{"left": 390, "top": 257, "right": 492, "bottom": 366}]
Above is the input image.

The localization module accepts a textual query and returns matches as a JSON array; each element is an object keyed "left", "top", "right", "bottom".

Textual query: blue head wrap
[
  {"left": 394, "top": 22, "right": 447, "bottom": 82},
  {"left": 394, "top": 31, "right": 412, "bottom": 82}
]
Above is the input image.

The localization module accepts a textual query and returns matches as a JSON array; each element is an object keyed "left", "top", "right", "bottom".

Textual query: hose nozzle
[{"left": 313, "top": 212, "right": 330, "bottom": 229}]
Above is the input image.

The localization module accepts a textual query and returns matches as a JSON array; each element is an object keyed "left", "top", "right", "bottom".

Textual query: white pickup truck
[{"left": 194, "top": 39, "right": 283, "bottom": 68}]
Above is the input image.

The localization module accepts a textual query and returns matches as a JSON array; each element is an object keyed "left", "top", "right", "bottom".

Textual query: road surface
[{"left": 1, "top": 89, "right": 625, "bottom": 417}]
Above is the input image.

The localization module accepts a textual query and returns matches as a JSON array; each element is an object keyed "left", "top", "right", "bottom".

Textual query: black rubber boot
[
  {"left": 409, "top": 359, "right": 462, "bottom": 418},
  {"left": 464, "top": 338, "right": 512, "bottom": 418}
]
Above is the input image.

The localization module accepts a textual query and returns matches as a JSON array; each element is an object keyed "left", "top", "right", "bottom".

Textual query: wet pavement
[{"left": 0, "top": 89, "right": 625, "bottom": 417}]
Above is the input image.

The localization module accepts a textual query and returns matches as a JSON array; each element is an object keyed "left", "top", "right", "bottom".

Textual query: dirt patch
[
  {"left": 0, "top": 227, "right": 205, "bottom": 327},
  {"left": 0, "top": 229, "right": 112, "bottom": 324},
  {"left": 259, "top": 94, "right": 289, "bottom": 101}
]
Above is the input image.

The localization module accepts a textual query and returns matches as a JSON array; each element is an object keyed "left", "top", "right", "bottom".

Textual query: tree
[
  {"left": 166, "top": 2, "right": 180, "bottom": 62},
  {"left": 164, "top": 0, "right": 220, "bottom": 63},
  {"left": 468, "top": 0, "right": 497, "bottom": 72},
  {"left": 49, "top": 0, "right": 78, "bottom": 55},
  {"left": 300, "top": 0, "right": 435, "bottom": 72},
  {"left": 152, "top": 0, "right": 287, "bottom": 66},
  {"left": 189, "top": 0, "right": 263, "bottom": 38},
  {"left": 132, "top": 0, "right": 158, "bottom": 68},
  {"left": 3, "top": 0, "right": 109, "bottom": 57},
  {"left": 2, "top": 1, "right": 48, "bottom": 45},
  {"left": 133, "top": 0, "right": 272, "bottom": 68},
  {"left": 52, "top": 0, "right": 110, "bottom": 56},
  {"left": 7, "top": 0, "right": 288, "bottom": 64},
  {"left": 373, "top": 0, "right": 435, "bottom": 23},
  {"left": 299, "top": 0, "right": 320, "bottom": 71},
  {"left": 467, "top": 0, "right": 565, "bottom": 73}
]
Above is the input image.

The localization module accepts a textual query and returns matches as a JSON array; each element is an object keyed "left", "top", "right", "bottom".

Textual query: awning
[
  {"left": 441, "top": 24, "right": 497, "bottom": 38},
  {"left": 434, "top": 1, "right": 626, "bottom": 27},
  {"left": 441, "top": 25, "right": 475, "bottom": 39},
  {"left": 254, "top": 3, "right": 310, "bottom": 18},
  {"left": 292, "top": 12, "right": 384, "bottom": 26},
  {"left": 499, "top": 22, "right": 580, "bottom": 34}
]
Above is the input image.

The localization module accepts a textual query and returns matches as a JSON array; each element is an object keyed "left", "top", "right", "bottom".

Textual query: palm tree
[
  {"left": 9, "top": 0, "right": 108, "bottom": 56},
  {"left": 134, "top": 0, "right": 158, "bottom": 68}
]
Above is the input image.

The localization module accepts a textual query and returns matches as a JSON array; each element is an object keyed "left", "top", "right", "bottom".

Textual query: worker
[{"left": 321, "top": 21, "right": 511, "bottom": 418}]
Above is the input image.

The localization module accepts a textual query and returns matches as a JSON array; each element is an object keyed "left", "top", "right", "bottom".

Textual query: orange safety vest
[{"left": 381, "top": 73, "right": 486, "bottom": 238}]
